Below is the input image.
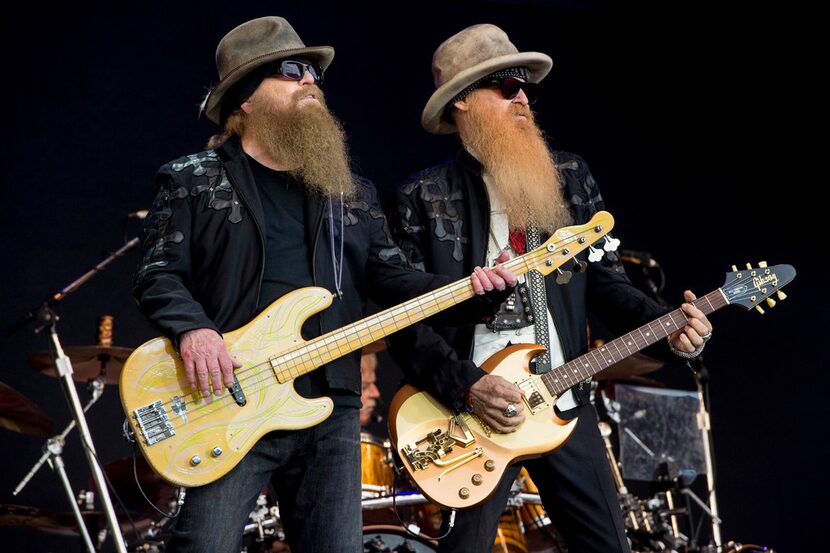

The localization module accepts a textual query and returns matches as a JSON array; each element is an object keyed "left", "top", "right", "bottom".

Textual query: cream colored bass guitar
[
  {"left": 120, "top": 212, "right": 616, "bottom": 487},
  {"left": 388, "top": 262, "right": 795, "bottom": 509}
]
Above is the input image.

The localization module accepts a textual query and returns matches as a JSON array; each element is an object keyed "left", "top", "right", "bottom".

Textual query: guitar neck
[
  {"left": 540, "top": 289, "right": 727, "bottom": 396},
  {"left": 270, "top": 222, "right": 607, "bottom": 384}
]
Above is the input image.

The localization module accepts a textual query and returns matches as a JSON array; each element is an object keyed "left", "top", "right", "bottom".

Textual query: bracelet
[{"left": 667, "top": 331, "right": 712, "bottom": 360}]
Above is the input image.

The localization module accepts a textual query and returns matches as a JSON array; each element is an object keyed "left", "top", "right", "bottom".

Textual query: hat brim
[
  {"left": 421, "top": 52, "right": 552, "bottom": 135},
  {"left": 202, "top": 45, "right": 335, "bottom": 124}
]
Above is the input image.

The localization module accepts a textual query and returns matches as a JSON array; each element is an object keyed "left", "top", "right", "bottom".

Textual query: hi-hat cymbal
[
  {"left": 0, "top": 381, "right": 54, "bottom": 437},
  {"left": 593, "top": 352, "right": 665, "bottom": 381},
  {"left": 27, "top": 345, "right": 133, "bottom": 384},
  {"left": 98, "top": 456, "right": 177, "bottom": 517}
]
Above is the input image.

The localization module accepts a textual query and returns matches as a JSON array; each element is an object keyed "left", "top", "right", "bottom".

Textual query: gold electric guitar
[
  {"left": 120, "top": 212, "right": 616, "bottom": 487},
  {"left": 388, "top": 262, "right": 796, "bottom": 509}
]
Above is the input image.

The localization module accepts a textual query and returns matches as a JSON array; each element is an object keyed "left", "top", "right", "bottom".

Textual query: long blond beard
[
  {"left": 461, "top": 95, "right": 570, "bottom": 233},
  {"left": 245, "top": 86, "right": 356, "bottom": 197}
]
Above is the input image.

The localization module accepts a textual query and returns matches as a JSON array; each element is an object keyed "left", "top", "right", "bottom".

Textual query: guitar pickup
[{"left": 517, "top": 378, "right": 550, "bottom": 415}]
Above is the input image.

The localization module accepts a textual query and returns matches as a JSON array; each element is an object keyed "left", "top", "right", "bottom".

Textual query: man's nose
[
  {"left": 299, "top": 70, "right": 316, "bottom": 86},
  {"left": 513, "top": 88, "right": 529, "bottom": 106}
]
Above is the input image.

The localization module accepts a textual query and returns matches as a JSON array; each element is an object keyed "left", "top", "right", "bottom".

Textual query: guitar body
[
  {"left": 388, "top": 344, "right": 577, "bottom": 510},
  {"left": 120, "top": 287, "right": 336, "bottom": 487}
]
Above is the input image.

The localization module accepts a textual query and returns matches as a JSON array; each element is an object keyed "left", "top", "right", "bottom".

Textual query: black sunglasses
[
  {"left": 272, "top": 59, "right": 324, "bottom": 84},
  {"left": 481, "top": 76, "right": 540, "bottom": 104}
]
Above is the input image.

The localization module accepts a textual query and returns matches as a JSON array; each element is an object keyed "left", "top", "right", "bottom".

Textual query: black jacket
[
  {"left": 387, "top": 149, "right": 671, "bottom": 411},
  {"left": 133, "top": 137, "right": 462, "bottom": 394}
]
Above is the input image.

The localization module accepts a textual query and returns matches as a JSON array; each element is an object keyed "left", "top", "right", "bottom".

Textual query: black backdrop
[{"left": 0, "top": 2, "right": 824, "bottom": 551}]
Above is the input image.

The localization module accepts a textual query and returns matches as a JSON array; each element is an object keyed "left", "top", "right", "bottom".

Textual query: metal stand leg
[
  {"left": 693, "top": 359, "right": 723, "bottom": 551},
  {"left": 44, "top": 438, "right": 97, "bottom": 552},
  {"left": 49, "top": 326, "right": 128, "bottom": 553}
]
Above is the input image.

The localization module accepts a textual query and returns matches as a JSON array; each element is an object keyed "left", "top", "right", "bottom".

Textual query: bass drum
[{"left": 363, "top": 525, "right": 438, "bottom": 552}]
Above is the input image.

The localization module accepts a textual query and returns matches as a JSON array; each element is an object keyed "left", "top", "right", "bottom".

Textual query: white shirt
[{"left": 472, "top": 174, "right": 577, "bottom": 410}]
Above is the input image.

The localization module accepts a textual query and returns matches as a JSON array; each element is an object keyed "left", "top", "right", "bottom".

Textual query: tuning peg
[
  {"left": 755, "top": 305, "right": 765, "bottom": 315},
  {"left": 602, "top": 235, "right": 621, "bottom": 252},
  {"left": 758, "top": 261, "right": 768, "bottom": 268},
  {"left": 776, "top": 291, "right": 787, "bottom": 301},
  {"left": 572, "top": 259, "right": 587, "bottom": 273},
  {"left": 746, "top": 263, "right": 753, "bottom": 270},
  {"left": 555, "top": 268, "right": 573, "bottom": 285},
  {"left": 766, "top": 298, "right": 777, "bottom": 308},
  {"left": 731, "top": 265, "right": 738, "bottom": 272},
  {"left": 588, "top": 245, "right": 604, "bottom": 263}
]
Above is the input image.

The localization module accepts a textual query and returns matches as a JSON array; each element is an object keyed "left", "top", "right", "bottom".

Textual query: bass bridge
[{"left": 400, "top": 414, "right": 483, "bottom": 479}]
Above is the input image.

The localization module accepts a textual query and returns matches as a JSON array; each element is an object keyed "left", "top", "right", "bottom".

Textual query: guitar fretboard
[{"left": 540, "top": 289, "right": 727, "bottom": 396}]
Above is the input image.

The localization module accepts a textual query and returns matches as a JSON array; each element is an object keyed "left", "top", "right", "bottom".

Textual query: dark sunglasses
[
  {"left": 272, "top": 59, "right": 324, "bottom": 84},
  {"left": 481, "top": 76, "right": 540, "bottom": 104}
]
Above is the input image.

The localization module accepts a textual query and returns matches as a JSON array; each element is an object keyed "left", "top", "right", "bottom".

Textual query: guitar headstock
[
  {"left": 522, "top": 211, "right": 616, "bottom": 278},
  {"left": 721, "top": 262, "right": 796, "bottom": 313}
]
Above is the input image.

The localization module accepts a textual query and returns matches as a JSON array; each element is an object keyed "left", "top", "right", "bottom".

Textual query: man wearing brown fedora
[
  {"left": 387, "top": 23, "right": 713, "bottom": 552},
  {"left": 132, "top": 16, "right": 516, "bottom": 553}
]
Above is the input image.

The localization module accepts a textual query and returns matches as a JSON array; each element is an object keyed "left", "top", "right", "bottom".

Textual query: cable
[{"left": 390, "top": 469, "right": 456, "bottom": 541}]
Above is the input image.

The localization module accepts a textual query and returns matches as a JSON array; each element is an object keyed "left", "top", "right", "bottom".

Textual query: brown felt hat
[
  {"left": 422, "top": 24, "right": 553, "bottom": 135},
  {"left": 201, "top": 16, "right": 334, "bottom": 125}
]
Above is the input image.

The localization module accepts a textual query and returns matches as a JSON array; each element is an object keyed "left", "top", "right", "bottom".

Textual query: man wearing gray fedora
[
  {"left": 132, "top": 16, "right": 516, "bottom": 553},
  {"left": 387, "top": 23, "right": 713, "bottom": 552}
]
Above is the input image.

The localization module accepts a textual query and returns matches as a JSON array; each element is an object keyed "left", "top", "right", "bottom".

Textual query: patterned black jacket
[
  {"left": 132, "top": 136, "right": 460, "bottom": 394},
  {"left": 387, "top": 149, "right": 670, "bottom": 411}
]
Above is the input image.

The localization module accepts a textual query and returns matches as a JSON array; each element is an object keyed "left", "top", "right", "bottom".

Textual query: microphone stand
[{"left": 7, "top": 238, "right": 139, "bottom": 553}]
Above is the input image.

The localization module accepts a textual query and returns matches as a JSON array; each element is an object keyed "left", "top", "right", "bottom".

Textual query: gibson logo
[{"left": 752, "top": 273, "right": 779, "bottom": 289}]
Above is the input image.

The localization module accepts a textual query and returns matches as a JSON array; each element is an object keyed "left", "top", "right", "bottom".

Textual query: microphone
[
  {"left": 618, "top": 249, "right": 658, "bottom": 268},
  {"left": 127, "top": 210, "right": 149, "bottom": 219}
]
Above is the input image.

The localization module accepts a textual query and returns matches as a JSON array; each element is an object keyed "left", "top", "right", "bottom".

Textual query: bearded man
[
  {"left": 133, "top": 17, "right": 515, "bottom": 553},
  {"left": 387, "top": 24, "right": 713, "bottom": 552}
]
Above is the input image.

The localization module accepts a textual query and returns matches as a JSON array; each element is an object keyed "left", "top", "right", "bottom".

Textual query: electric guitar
[
  {"left": 120, "top": 212, "right": 616, "bottom": 487},
  {"left": 388, "top": 262, "right": 796, "bottom": 509}
]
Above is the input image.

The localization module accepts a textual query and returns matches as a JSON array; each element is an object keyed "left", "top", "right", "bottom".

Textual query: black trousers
[{"left": 436, "top": 402, "right": 630, "bottom": 553}]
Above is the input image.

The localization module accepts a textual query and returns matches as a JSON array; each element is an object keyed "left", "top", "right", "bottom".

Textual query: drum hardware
[
  {"left": 7, "top": 236, "right": 142, "bottom": 553},
  {"left": 243, "top": 493, "right": 285, "bottom": 544},
  {"left": 362, "top": 525, "right": 438, "bottom": 552}
]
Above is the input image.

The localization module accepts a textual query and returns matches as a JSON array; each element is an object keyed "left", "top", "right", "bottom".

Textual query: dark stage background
[{"left": 0, "top": 2, "right": 823, "bottom": 552}]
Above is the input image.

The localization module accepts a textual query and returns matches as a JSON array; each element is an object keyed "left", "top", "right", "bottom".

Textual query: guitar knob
[
  {"left": 459, "top": 488, "right": 470, "bottom": 500},
  {"left": 755, "top": 305, "right": 765, "bottom": 315},
  {"left": 484, "top": 459, "right": 496, "bottom": 472},
  {"left": 766, "top": 298, "right": 776, "bottom": 308},
  {"left": 776, "top": 291, "right": 787, "bottom": 301},
  {"left": 472, "top": 474, "right": 483, "bottom": 486}
]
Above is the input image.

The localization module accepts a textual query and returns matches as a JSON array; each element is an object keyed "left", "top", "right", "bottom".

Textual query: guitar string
[{"left": 132, "top": 227, "right": 611, "bottom": 429}]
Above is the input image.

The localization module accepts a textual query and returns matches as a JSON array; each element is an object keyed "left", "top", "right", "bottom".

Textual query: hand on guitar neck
[{"left": 668, "top": 290, "right": 714, "bottom": 355}]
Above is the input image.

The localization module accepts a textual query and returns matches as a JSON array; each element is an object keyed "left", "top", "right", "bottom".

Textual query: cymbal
[
  {"left": 98, "top": 456, "right": 176, "bottom": 517},
  {"left": 0, "top": 381, "right": 54, "bottom": 437},
  {"left": 0, "top": 503, "right": 111, "bottom": 536},
  {"left": 27, "top": 345, "right": 133, "bottom": 384},
  {"left": 593, "top": 352, "right": 665, "bottom": 381}
]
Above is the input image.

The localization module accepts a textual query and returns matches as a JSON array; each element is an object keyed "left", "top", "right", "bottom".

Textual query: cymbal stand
[
  {"left": 691, "top": 357, "right": 723, "bottom": 551},
  {"left": 7, "top": 239, "right": 139, "bottom": 553},
  {"left": 41, "top": 315, "right": 127, "bottom": 552},
  {"left": 13, "top": 377, "right": 104, "bottom": 496}
]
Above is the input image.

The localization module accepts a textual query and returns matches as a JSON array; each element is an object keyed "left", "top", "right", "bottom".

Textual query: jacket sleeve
[
  {"left": 132, "top": 166, "right": 220, "bottom": 345},
  {"left": 382, "top": 178, "right": 487, "bottom": 412}
]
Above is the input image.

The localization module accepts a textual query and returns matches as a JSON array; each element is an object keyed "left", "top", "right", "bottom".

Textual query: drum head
[{"left": 362, "top": 525, "right": 438, "bottom": 552}]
